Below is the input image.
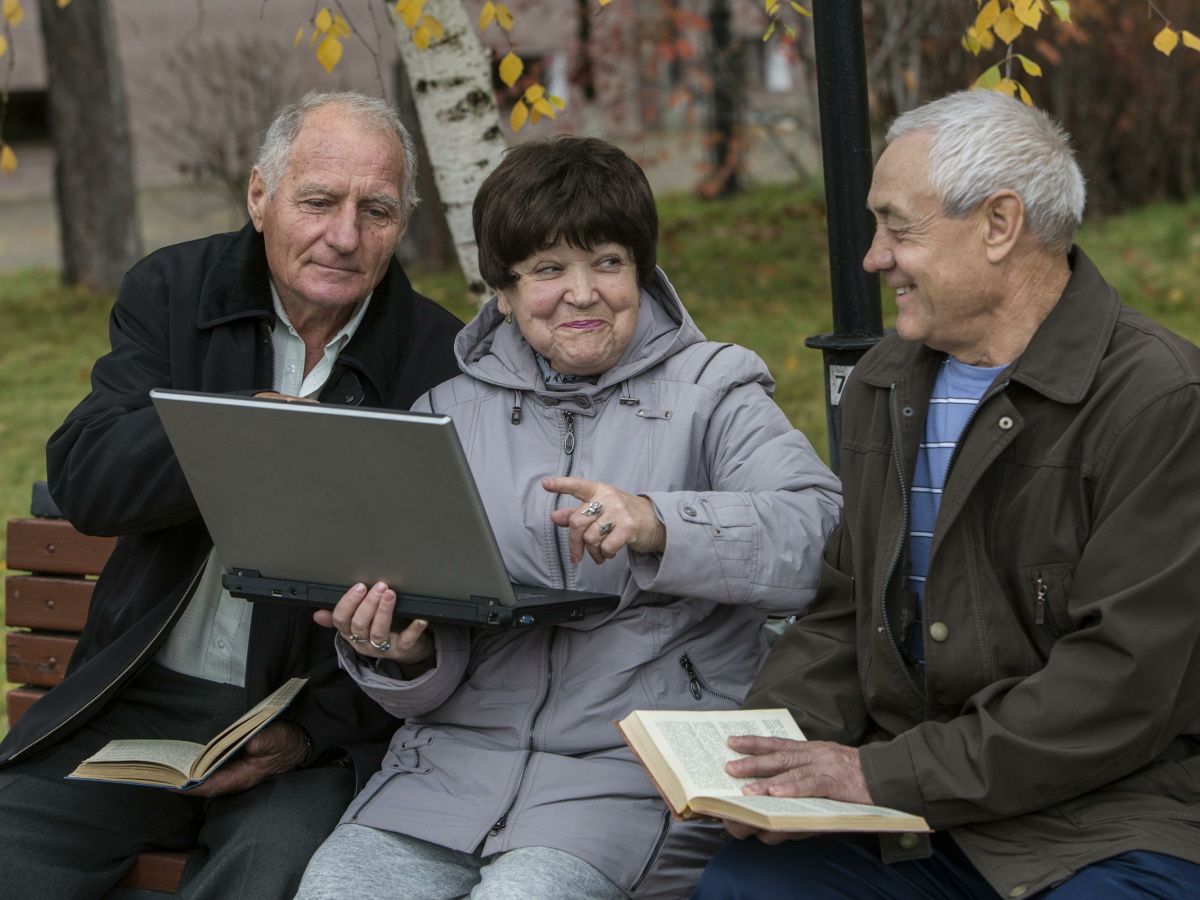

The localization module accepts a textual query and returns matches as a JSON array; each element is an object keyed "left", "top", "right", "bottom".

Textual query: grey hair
[
  {"left": 887, "top": 90, "right": 1085, "bottom": 254},
  {"left": 254, "top": 90, "right": 420, "bottom": 219}
]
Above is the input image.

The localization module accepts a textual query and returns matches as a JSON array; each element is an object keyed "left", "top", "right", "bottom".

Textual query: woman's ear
[{"left": 981, "top": 189, "right": 1024, "bottom": 263}]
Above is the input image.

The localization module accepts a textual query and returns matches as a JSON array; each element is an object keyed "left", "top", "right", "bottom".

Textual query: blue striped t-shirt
[{"left": 907, "top": 356, "right": 1005, "bottom": 663}]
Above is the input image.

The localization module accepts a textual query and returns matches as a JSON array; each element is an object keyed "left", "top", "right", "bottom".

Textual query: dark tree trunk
[
  {"left": 708, "top": 0, "right": 742, "bottom": 196},
  {"left": 37, "top": 0, "right": 141, "bottom": 291},
  {"left": 392, "top": 56, "right": 456, "bottom": 275}
]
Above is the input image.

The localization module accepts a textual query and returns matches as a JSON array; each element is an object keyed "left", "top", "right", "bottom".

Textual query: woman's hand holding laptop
[{"left": 314, "top": 582, "right": 435, "bottom": 679}]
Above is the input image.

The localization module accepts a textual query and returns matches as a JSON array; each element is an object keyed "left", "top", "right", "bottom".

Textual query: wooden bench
[{"left": 6, "top": 515, "right": 190, "bottom": 895}]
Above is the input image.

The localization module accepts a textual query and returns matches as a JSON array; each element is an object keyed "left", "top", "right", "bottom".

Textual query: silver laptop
[{"left": 149, "top": 389, "right": 618, "bottom": 628}]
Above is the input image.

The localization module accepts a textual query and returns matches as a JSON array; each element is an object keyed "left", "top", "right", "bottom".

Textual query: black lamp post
[{"left": 804, "top": 0, "right": 885, "bottom": 473}]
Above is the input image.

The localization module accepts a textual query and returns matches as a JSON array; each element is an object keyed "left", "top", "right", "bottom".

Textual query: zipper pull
[
  {"left": 679, "top": 654, "right": 702, "bottom": 700},
  {"left": 1035, "top": 577, "right": 1047, "bottom": 625},
  {"left": 563, "top": 411, "right": 575, "bottom": 455},
  {"left": 489, "top": 815, "right": 507, "bottom": 836}
]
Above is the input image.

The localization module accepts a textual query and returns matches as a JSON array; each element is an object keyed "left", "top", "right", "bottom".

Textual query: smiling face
[
  {"left": 498, "top": 241, "right": 641, "bottom": 376},
  {"left": 247, "top": 104, "right": 407, "bottom": 324},
  {"left": 863, "top": 132, "right": 998, "bottom": 358}
]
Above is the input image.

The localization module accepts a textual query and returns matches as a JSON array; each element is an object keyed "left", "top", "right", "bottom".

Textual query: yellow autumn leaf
[
  {"left": 1153, "top": 26, "right": 1179, "bottom": 56},
  {"left": 1183, "top": 31, "right": 1200, "bottom": 51},
  {"left": 1015, "top": 53, "right": 1042, "bottom": 76},
  {"left": 413, "top": 25, "right": 430, "bottom": 49},
  {"left": 400, "top": 0, "right": 424, "bottom": 29},
  {"left": 293, "top": 27, "right": 304, "bottom": 48},
  {"left": 533, "top": 98, "right": 556, "bottom": 118},
  {"left": 524, "top": 84, "right": 546, "bottom": 103},
  {"left": 530, "top": 107, "right": 543, "bottom": 125},
  {"left": 1050, "top": 1, "right": 1070, "bottom": 23},
  {"left": 975, "top": 0, "right": 1000, "bottom": 34},
  {"left": 549, "top": 94, "right": 565, "bottom": 110},
  {"left": 314, "top": 7, "right": 332, "bottom": 33},
  {"left": 962, "top": 28, "right": 982, "bottom": 56},
  {"left": 992, "top": 7, "right": 1024, "bottom": 44},
  {"left": 977, "top": 24, "right": 995, "bottom": 51},
  {"left": 790, "top": 3, "right": 811, "bottom": 17},
  {"left": 995, "top": 78, "right": 1019, "bottom": 98},
  {"left": 0, "top": 143, "right": 17, "bottom": 175},
  {"left": 764, "top": 0, "right": 771, "bottom": 11},
  {"left": 3, "top": 0, "right": 24, "bottom": 27},
  {"left": 974, "top": 63, "right": 1002, "bottom": 89},
  {"left": 310, "top": 28, "right": 320, "bottom": 47},
  {"left": 57, "top": 0, "right": 71, "bottom": 7},
  {"left": 479, "top": 1, "right": 495, "bottom": 31},
  {"left": 762, "top": 21, "right": 776, "bottom": 42},
  {"left": 1013, "top": 0, "right": 1042, "bottom": 30},
  {"left": 316, "top": 34, "right": 342, "bottom": 73},
  {"left": 495, "top": 3, "right": 514, "bottom": 31},
  {"left": 1016, "top": 82, "right": 1033, "bottom": 106},
  {"left": 420, "top": 15, "right": 444, "bottom": 39},
  {"left": 767, "top": 2, "right": 780, "bottom": 15},
  {"left": 0, "top": 34, "right": 7, "bottom": 59},
  {"left": 599, "top": 0, "right": 614, "bottom": 5},
  {"left": 498, "top": 52, "right": 524, "bottom": 88},
  {"left": 510, "top": 100, "right": 529, "bottom": 133},
  {"left": 331, "top": 14, "right": 351, "bottom": 38}
]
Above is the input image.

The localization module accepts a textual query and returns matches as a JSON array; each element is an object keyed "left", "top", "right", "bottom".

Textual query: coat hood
[{"left": 452, "top": 267, "right": 706, "bottom": 393}]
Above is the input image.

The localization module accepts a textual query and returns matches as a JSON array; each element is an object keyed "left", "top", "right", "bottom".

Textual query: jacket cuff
[
  {"left": 630, "top": 491, "right": 754, "bottom": 603},
  {"left": 859, "top": 733, "right": 928, "bottom": 820},
  {"left": 334, "top": 626, "right": 469, "bottom": 714}
]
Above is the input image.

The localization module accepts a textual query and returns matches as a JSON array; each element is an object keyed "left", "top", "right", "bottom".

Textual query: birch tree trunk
[{"left": 390, "top": 0, "right": 507, "bottom": 306}]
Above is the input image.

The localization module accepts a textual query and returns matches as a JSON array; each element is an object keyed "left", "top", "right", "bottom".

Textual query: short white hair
[
  {"left": 887, "top": 90, "right": 1085, "bottom": 254},
  {"left": 254, "top": 90, "right": 420, "bottom": 219}
]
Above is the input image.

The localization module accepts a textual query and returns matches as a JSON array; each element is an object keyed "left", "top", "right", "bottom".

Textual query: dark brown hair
[{"left": 473, "top": 136, "right": 659, "bottom": 290}]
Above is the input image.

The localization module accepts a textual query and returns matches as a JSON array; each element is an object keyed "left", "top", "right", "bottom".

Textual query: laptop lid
[{"left": 150, "top": 388, "right": 523, "bottom": 606}]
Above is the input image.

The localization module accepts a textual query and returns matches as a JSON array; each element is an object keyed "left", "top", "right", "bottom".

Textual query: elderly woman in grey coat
[{"left": 295, "top": 136, "right": 841, "bottom": 900}]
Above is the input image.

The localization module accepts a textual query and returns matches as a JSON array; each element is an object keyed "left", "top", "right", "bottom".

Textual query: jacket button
[
  {"left": 684, "top": 506, "right": 697, "bottom": 517},
  {"left": 898, "top": 833, "right": 919, "bottom": 850},
  {"left": 929, "top": 622, "right": 949, "bottom": 642},
  {"left": 574, "top": 395, "right": 592, "bottom": 409},
  {"left": 902, "top": 406, "right": 914, "bottom": 417},
  {"left": 999, "top": 416, "right": 1014, "bottom": 430},
  {"left": 1008, "top": 887, "right": 1028, "bottom": 898}
]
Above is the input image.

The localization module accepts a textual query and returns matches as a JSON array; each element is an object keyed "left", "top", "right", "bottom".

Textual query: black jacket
[{"left": 0, "top": 224, "right": 463, "bottom": 786}]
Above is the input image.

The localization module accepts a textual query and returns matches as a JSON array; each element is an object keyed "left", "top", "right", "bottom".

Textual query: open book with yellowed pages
[
  {"left": 616, "top": 708, "right": 930, "bottom": 833},
  {"left": 67, "top": 677, "right": 307, "bottom": 790}
]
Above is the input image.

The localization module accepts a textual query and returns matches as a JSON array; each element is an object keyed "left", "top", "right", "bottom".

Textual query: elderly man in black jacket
[{"left": 0, "top": 90, "right": 462, "bottom": 899}]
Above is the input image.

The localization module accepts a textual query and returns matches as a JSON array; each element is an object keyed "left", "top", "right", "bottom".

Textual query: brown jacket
[{"left": 749, "top": 247, "right": 1200, "bottom": 897}]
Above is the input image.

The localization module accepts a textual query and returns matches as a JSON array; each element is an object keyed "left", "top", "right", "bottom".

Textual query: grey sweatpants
[{"left": 295, "top": 823, "right": 630, "bottom": 900}]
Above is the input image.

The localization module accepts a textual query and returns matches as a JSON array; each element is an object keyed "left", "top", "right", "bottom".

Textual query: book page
[
  {"left": 193, "top": 677, "right": 308, "bottom": 776},
  {"left": 79, "top": 739, "right": 203, "bottom": 776},
  {"left": 720, "top": 794, "right": 921, "bottom": 819},
  {"left": 637, "top": 709, "right": 804, "bottom": 799}
]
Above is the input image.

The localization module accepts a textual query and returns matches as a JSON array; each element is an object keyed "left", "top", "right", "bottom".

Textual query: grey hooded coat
[{"left": 334, "top": 270, "right": 842, "bottom": 897}]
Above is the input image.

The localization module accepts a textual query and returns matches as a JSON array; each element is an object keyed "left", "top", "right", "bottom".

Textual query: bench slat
[
  {"left": 6, "top": 518, "right": 116, "bottom": 576},
  {"left": 6, "top": 630, "right": 78, "bottom": 687},
  {"left": 6, "top": 575, "right": 95, "bottom": 631},
  {"left": 5, "top": 685, "right": 48, "bottom": 725},
  {"left": 116, "top": 850, "right": 192, "bottom": 892}
]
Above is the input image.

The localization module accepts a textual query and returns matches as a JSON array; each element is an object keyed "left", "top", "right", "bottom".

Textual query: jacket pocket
[
  {"left": 1022, "top": 562, "right": 1076, "bottom": 640},
  {"left": 678, "top": 652, "right": 743, "bottom": 707}
]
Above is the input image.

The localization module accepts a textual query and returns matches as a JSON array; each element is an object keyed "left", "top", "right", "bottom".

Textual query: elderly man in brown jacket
[{"left": 692, "top": 90, "right": 1200, "bottom": 899}]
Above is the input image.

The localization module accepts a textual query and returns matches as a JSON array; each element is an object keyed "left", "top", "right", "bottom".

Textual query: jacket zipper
[
  {"left": 881, "top": 386, "right": 922, "bottom": 702},
  {"left": 489, "top": 627, "right": 558, "bottom": 836},
  {"left": 7, "top": 548, "right": 213, "bottom": 763},
  {"left": 549, "top": 410, "right": 576, "bottom": 590},
  {"left": 1035, "top": 577, "right": 1047, "bottom": 625},
  {"left": 630, "top": 808, "right": 672, "bottom": 892},
  {"left": 348, "top": 725, "right": 429, "bottom": 821},
  {"left": 679, "top": 652, "right": 743, "bottom": 706}
]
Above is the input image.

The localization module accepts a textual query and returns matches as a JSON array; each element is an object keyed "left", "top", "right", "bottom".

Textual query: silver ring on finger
[
  {"left": 582, "top": 500, "right": 603, "bottom": 517},
  {"left": 370, "top": 638, "right": 391, "bottom": 652},
  {"left": 347, "top": 633, "right": 365, "bottom": 643},
  {"left": 598, "top": 521, "right": 615, "bottom": 537}
]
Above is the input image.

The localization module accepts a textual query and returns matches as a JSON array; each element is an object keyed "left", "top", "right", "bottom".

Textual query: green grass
[{"left": 1, "top": 187, "right": 1198, "bottom": 718}]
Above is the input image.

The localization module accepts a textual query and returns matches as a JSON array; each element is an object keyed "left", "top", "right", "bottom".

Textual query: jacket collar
[
  {"left": 194, "top": 222, "right": 418, "bottom": 402},
  {"left": 857, "top": 246, "right": 1117, "bottom": 404}
]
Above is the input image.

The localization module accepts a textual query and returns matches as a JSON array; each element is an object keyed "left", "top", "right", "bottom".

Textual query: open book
[
  {"left": 67, "top": 677, "right": 307, "bottom": 790},
  {"left": 616, "top": 708, "right": 930, "bottom": 833}
]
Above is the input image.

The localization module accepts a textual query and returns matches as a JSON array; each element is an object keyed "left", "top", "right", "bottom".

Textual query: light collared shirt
[{"left": 155, "top": 282, "right": 373, "bottom": 685}]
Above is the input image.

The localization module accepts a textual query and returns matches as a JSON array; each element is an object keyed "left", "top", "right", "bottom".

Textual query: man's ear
[
  {"left": 981, "top": 189, "right": 1024, "bottom": 263},
  {"left": 246, "top": 168, "right": 268, "bottom": 233}
]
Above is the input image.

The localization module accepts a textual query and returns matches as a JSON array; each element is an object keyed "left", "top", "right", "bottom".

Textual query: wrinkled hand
[
  {"left": 313, "top": 582, "right": 434, "bottom": 676},
  {"left": 544, "top": 476, "right": 666, "bottom": 565},
  {"left": 252, "top": 392, "right": 318, "bottom": 403},
  {"left": 720, "top": 736, "right": 872, "bottom": 844},
  {"left": 184, "top": 720, "right": 308, "bottom": 797}
]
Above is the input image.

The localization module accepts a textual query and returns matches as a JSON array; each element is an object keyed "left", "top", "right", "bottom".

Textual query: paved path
[{"left": 0, "top": 123, "right": 820, "bottom": 273}]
